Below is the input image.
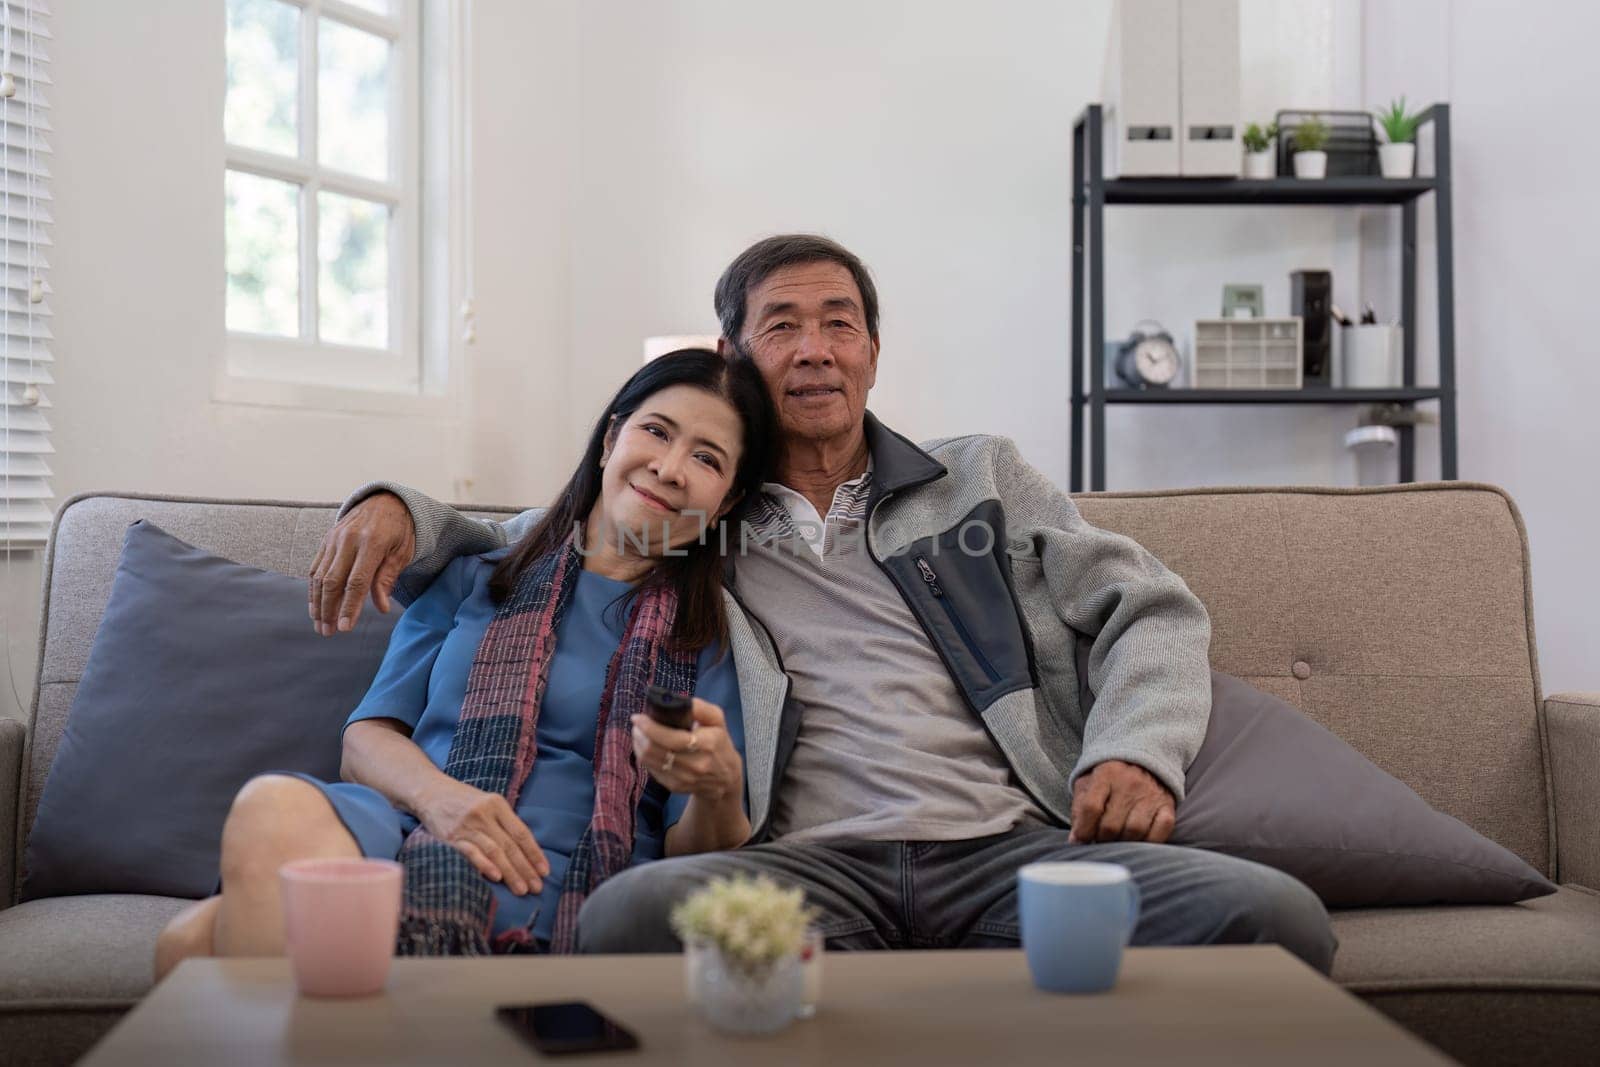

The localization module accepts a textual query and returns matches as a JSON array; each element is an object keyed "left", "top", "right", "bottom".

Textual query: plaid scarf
[{"left": 395, "top": 536, "right": 697, "bottom": 956}]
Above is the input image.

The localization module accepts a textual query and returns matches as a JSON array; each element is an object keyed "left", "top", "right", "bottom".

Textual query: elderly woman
[{"left": 155, "top": 349, "right": 776, "bottom": 971}]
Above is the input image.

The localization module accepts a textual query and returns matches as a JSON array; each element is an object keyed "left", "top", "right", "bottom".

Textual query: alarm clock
[{"left": 1114, "top": 320, "right": 1182, "bottom": 388}]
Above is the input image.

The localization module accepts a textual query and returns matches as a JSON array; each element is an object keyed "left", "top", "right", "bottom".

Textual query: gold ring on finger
[{"left": 662, "top": 751, "right": 675, "bottom": 772}]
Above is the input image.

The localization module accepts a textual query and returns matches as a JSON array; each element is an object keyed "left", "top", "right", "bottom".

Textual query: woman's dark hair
[{"left": 488, "top": 348, "right": 776, "bottom": 651}]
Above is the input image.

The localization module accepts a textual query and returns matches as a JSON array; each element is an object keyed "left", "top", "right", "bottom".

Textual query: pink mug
[{"left": 279, "top": 858, "right": 402, "bottom": 997}]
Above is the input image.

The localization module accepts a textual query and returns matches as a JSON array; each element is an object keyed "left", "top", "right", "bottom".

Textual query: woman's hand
[
  {"left": 414, "top": 778, "right": 550, "bottom": 896},
  {"left": 632, "top": 699, "right": 742, "bottom": 802}
]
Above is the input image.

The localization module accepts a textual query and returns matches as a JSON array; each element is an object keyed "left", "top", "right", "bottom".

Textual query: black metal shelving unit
[{"left": 1070, "top": 103, "right": 1458, "bottom": 491}]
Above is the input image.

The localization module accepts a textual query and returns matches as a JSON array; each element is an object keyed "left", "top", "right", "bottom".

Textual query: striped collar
[
  {"left": 733, "top": 413, "right": 946, "bottom": 561},
  {"left": 748, "top": 462, "right": 874, "bottom": 555}
]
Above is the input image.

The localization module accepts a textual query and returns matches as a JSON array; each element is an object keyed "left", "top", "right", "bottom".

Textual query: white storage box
[
  {"left": 1192, "top": 318, "right": 1303, "bottom": 389},
  {"left": 1179, "top": 0, "right": 1241, "bottom": 175},
  {"left": 1102, "top": 0, "right": 1240, "bottom": 176},
  {"left": 1102, "top": 0, "right": 1181, "bottom": 176}
]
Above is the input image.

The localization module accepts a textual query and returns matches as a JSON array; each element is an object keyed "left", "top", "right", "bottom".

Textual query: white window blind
[{"left": 0, "top": 0, "right": 51, "bottom": 546}]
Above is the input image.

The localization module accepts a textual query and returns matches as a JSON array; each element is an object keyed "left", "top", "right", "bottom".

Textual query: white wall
[
  {"left": 1361, "top": 0, "right": 1599, "bottom": 694},
  {"left": 0, "top": 0, "right": 1379, "bottom": 718},
  {"left": 456, "top": 1, "right": 577, "bottom": 506},
  {"left": 557, "top": 0, "right": 1593, "bottom": 694},
  {"left": 563, "top": 0, "right": 1364, "bottom": 489},
  {"left": 0, "top": 0, "right": 574, "bottom": 720},
  {"left": 49, "top": 1, "right": 467, "bottom": 505},
  {"left": 4, "top": 0, "right": 1591, "bottom": 723}
]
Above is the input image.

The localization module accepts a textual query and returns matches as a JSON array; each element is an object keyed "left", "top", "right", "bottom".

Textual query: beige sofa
[{"left": 2, "top": 486, "right": 1597, "bottom": 1066}]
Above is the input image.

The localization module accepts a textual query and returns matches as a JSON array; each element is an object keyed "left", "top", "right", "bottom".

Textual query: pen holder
[{"left": 1341, "top": 324, "right": 1403, "bottom": 388}]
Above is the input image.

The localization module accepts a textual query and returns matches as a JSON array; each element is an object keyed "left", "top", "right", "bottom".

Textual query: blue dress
[{"left": 298, "top": 549, "right": 744, "bottom": 946}]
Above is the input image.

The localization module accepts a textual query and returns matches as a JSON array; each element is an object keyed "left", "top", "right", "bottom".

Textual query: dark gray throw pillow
[
  {"left": 1171, "top": 671, "right": 1555, "bottom": 907},
  {"left": 23, "top": 520, "right": 400, "bottom": 900}
]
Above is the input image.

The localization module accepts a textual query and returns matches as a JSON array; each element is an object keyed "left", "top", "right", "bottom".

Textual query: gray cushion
[
  {"left": 22, "top": 521, "right": 399, "bottom": 900},
  {"left": 0, "top": 894, "right": 190, "bottom": 1006},
  {"left": 1172, "top": 671, "right": 1556, "bottom": 907},
  {"left": 0, "top": 894, "right": 188, "bottom": 1067},
  {"left": 1334, "top": 887, "right": 1600, "bottom": 1067},
  {"left": 1330, "top": 885, "right": 1600, "bottom": 989}
]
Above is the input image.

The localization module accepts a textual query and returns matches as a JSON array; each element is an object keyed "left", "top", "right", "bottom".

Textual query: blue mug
[{"left": 1017, "top": 862, "right": 1141, "bottom": 993}]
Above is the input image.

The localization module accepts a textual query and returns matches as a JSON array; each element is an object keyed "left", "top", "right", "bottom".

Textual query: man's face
[{"left": 734, "top": 261, "right": 879, "bottom": 447}]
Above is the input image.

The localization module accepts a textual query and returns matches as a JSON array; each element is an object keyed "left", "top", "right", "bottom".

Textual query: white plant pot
[
  {"left": 1379, "top": 142, "right": 1416, "bottom": 178},
  {"left": 1243, "top": 151, "right": 1275, "bottom": 179},
  {"left": 684, "top": 938, "right": 712, "bottom": 1008},
  {"left": 1342, "top": 325, "right": 1403, "bottom": 388},
  {"left": 697, "top": 949, "right": 802, "bottom": 1036},
  {"left": 1293, "top": 151, "right": 1327, "bottom": 179}
]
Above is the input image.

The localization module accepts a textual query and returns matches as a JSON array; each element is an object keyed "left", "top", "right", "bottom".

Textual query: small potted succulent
[
  {"left": 1291, "top": 115, "right": 1330, "bottom": 178},
  {"left": 1241, "top": 122, "right": 1278, "bottom": 179},
  {"left": 1376, "top": 97, "right": 1422, "bottom": 178},
  {"left": 672, "top": 875, "right": 814, "bottom": 1036}
]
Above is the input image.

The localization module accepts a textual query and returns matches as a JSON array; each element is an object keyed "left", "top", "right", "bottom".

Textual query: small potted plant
[
  {"left": 1291, "top": 115, "right": 1330, "bottom": 178},
  {"left": 1376, "top": 97, "right": 1422, "bottom": 178},
  {"left": 672, "top": 875, "right": 814, "bottom": 1036},
  {"left": 1241, "top": 122, "right": 1277, "bottom": 179}
]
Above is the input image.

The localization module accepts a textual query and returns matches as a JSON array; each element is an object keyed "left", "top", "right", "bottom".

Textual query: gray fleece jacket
[{"left": 350, "top": 412, "right": 1213, "bottom": 835}]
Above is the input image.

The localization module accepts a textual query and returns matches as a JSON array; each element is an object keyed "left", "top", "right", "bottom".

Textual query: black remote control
[{"left": 644, "top": 685, "right": 694, "bottom": 730}]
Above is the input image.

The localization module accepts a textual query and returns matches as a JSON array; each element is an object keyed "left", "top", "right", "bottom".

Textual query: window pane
[
  {"left": 318, "top": 192, "right": 389, "bottom": 348},
  {"left": 226, "top": 170, "right": 301, "bottom": 337},
  {"left": 225, "top": 0, "right": 299, "bottom": 156},
  {"left": 339, "top": 0, "right": 391, "bottom": 13},
  {"left": 318, "top": 19, "right": 392, "bottom": 180}
]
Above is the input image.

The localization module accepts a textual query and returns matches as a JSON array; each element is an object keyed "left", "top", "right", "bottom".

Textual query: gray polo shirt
[{"left": 736, "top": 471, "right": 1047, "bottom": 843}]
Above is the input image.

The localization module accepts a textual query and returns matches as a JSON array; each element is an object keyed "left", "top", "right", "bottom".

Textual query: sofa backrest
[
  {"left": 1075, "top": 482, "right": 1548, "bottom": 875},
  {"left": 18, "top": 483, "right": 1551, "bottom": 887}
]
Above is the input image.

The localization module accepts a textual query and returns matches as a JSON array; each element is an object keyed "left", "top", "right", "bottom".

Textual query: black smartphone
[
  {"left": 644, "top": 684, "right": 694, "bottom": 730},
  {"left": 496, "top": 1002, "right": 639, "bottom": 1056}
]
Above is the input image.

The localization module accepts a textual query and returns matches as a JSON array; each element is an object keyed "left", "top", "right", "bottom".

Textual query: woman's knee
[{"left": 219, "top": 775, "right": 346, "bottom": 881}]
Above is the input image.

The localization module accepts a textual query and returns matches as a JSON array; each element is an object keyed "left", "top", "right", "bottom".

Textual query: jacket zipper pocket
[{"left": 916, "top": 555, "right": 1001, "bottom": 685}]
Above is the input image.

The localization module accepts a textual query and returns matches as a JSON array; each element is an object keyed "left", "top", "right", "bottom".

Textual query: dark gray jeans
[{"left": 577, "top": 827, "right": 1337, "bottom": 974}]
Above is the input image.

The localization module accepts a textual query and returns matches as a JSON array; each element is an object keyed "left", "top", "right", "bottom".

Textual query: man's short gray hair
[{"left": 714, "top": 234, "right": 880, "bottom": 344}]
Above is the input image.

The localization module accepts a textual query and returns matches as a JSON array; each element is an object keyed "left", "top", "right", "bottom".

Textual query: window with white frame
[{"left": 223, "top": 0, "right": 423, "bottom": 393}]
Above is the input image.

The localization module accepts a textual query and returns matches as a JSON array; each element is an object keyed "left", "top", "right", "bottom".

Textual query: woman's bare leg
[
  {"left": 153, "top": 775, "right": 360, "bottom": 980},
  {"left": 153, "top": 895, "right": 222, "bottom": 982}
]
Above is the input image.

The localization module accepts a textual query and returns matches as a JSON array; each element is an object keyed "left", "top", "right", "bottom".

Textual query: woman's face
[{"left": 595, "top": 383, "right": 745, "bottom": 557}]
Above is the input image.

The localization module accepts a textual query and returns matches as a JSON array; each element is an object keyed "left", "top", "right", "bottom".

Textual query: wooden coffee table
[{"left": 83, "top": 946, "right": 1455, "bottom": 1065}]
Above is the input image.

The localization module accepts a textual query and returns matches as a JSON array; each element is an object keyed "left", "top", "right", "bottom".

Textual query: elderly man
[{"left": 312, "top": 234, "right": 1334, "bottom": 970}]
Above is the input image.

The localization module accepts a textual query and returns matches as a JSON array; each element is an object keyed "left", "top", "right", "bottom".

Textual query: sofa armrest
[
  {"left": 0, "top": 716, "right": 22, "bottom": 911},
  {"left": 1546, "top": 692, "right": 1600, "bottom": 890}
]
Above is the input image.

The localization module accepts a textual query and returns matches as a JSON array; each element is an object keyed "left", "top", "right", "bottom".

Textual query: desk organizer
[{"left": 1192, "top": 318, "right": 1303, "bottom": 389}]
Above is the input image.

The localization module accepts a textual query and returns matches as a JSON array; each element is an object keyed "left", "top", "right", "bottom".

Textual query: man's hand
[
  {"left": 308, "top": 492, "right": 416, "bottom": 636},
  {"left": 415, "top": 777, "right": 550, "bottom": 896},
  {"left": 631, "top": 699, "right": 743, "bottom": 803},
  {"left": 1068, "top": 759, "right": 1176, "bottom": 844}
]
